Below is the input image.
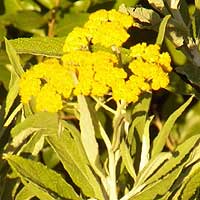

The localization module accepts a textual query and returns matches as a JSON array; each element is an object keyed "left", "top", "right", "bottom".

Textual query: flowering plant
[{"left": 1, "top": 1, "right": 200, "bottom": 200}]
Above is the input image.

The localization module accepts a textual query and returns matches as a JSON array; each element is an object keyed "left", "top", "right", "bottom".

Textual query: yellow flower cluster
[
  {"left": 63, "top": 9, "right": 133, "bottom": 52},
  {"left": 19, "top": 59, "right": 74, "bottom": 112},
  {"left": 19, "top": 9, "right": 172, "bottom": 112},
  {"left": 129, "top": 43, "right": 172, "bottom": 90}
]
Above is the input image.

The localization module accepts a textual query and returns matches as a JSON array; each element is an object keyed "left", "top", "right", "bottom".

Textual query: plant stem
[{"left": 108, "top": 150, "right": 118, "bottom": 200}]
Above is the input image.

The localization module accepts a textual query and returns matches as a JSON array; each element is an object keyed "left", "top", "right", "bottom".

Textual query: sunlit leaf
[
  {"left": 20, "top": 0, "right": 41, "bottom": 11},
  {"left": 46, "top": 127, "right": 104, "bottom": 200},
  {"left": 152, "top": 95, "right": 193, "bottom": 156},
  {"left": 78, "top": 96, "right": 102, "bottom": 172},
  {"left": 4, "top": 154, "right": 80, "bottom": 200},
  {"left": 156, "top": 15, "right": 171, "bottom": 46},
  {"left": 10, "top": 37, "right": 65, "bottom": 57},
  {"left": 120, "top": 139, "right": 136, "bottom": 180},
  {"left": 15, "top": 183, "right": 54, "bottom": 200}
]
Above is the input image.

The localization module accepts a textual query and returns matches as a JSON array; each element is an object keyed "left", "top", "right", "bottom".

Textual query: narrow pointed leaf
[
  {"left": 139, "top": 116, "right": 154, "bottom": 172},
  {"left": 5, "top": 38, "right": 24, "bottom": 77},
  {"left": 156, "top": 15, "right": 171, "bottom": 46},
  {"left": 120, "top": 139, "right": 136, "bottom": 180},
  {"left": 46, "top": 126, "right": 104, "bottom": 200},
  {"left": 9, "top": 37, "right": 65, "bottom": 57},
  {"left": 4, "top": 154, "right": 81, "bottom": 200},
  {"left": 78, "top": 96, "right": 101, "bottom": 170},
  {"left": 152, "top": 96, "right": 193, "bottom": 156},
  {"left": 16, "top": 183, "right": 54, "bottom": 200}
]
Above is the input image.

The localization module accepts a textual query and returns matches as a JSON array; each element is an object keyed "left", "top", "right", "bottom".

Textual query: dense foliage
[{"left": 1, "top": 0, "right": 200, "bottom": 200}]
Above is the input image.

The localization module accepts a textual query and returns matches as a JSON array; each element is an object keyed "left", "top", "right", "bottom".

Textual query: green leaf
[
  {"left": 16, "top": 183, "right": 54, "bottom": 200},
  {"left": 4, "top": 78, "right": 19, "bottom": 118},
  {"left": 139, "top": 116, "right": 154, "bottom": 172},
  {"left": 167, "top": 72, "right": 197, "bottom": 96},
  {"left": 120, "top": 139, "right": 136, "bottom": 180},
  {"left": 0, "top": 65, "right": 10, "bottom": 90},
  {"left": 132, "top": 163, "right": 184, "bottom": 200},
  {"left": 148, "top": 135, "right": 200, "bottom": 185},
  {"left": 12, "top": 11, "right": 46, "bottom": 32},
  {"left": 70, "top": 0, "right": 91, "bottom": 12},
  {"left": 4, "top": 154, "right": 80, "bottom": 200},
  {"left": 170, "top": 101, "right": 200, "bottom": 144},
  {"left": 20, "top": 0, "right": 41, "bottom": 11},
  {"left": 156, "top": 15, "right": 171, "bottom": 46},
  {"left": 46, "top": 126, "right": 104, "bottom": 200},
  {"left": 151, "top": 95, "right": 193, "bottom": 157},
  {"left": 176, "top": 64, "right": 200, "bottom": 87},
  {"left": 178, "top": 164, "right": 200, "bottom": 199},
  {"left": 36, "top": 0, "right": 57, "bottom": 9},
  {"left": 21, "top": 131, "right": 45, "bottom": 156},
  {"left": 147, "top": 0, "right": 168, "bottom": 14},
  {"left": 55, "top": 13, "right": 89, "bottom": 36},
  {"left": 78, "top": 96, "right": 102, "bottom": 171},
  {"left": 165, "top": 38, "right": 187, "bottom": 66},
  {"left": 42, "top": 146, "right": 60, "bottom": 169},
  {"left": 0, "top": 24, "right": 6, "bottom": 42},
  {"left": 131, "top": 7, "right": 161, "bottom": 26},
  {"left": 11, "top": 112, "right": 59, "bottom": 138},
  {"left": 136, "top": 152, "right": 172, "bottom": 186},
  {"left": 5, "top": 38, "right": 24, "bottom": 77},
  {"left": 114, "top": 0, "right": 139, "bottom": 9},
  {"left": 9, "top": 37, "right": 65, "bottom": 57},
  {"left": 4, "top": 0, "right": 22, "bottom": 14}
]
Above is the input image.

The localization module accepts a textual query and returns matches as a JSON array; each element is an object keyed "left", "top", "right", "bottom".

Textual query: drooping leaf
[
  {"left": 11, "top": 112, "right": 59, "bottom": 138},
  {"left": 46, "top": 127, "right": 104, "bottom": 200},
  {"left": 15, "top": 183, "right": 54, "bottom": 200},
  {"left": 4, "top": 154, "right": 80, "bottom": 200},
  {"left": 21, "top": 131, "right": 45, "bottom": 156},
  {"left": 139, "top": 116, "right": 153, "bottom": 172},
  {"left": 136, "top": 152, "right": 172, "bottom": 186},
  {"left": 165, "top": 38, "right": 187, "bottom": 66},
  {"left": 78, "top": 96, "right": 102, "bottom": 172},
  {"left": 156, "top": 15, "right": 171, "bottom": 46},
  {"left": 5, "top": 38, "right": 24, "bottom": 77},
  {"left": 131, "top": 163, "right": 184, "bottom": 200},
  {"left": 151, "top": 95, "right": 193, "bottom": 157},
  {"left": 120, "top": 139, "right": 136, "bottom": 180},
  {"left": 148, "top": 135, "right": 200, "bottom": 185},
  {"left": 9, "top": 37, "right": 65, "bottom": 57}
]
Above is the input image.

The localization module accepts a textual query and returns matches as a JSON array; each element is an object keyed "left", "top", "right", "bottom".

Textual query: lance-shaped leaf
[
  {"left": 148, "top": 135, "right": 200, "bottom": 185},
  {"left": 9, "top": 37, "right": 65, "bottom": 57},
  {"left": 16, "top": 183, "right": 54, "bottom": 200},
  {"left": 156, "top": 15, "right": 171, "bottom": 46},
  {"left": 78, "top": 96, "right": 103, "bottom": 173},
  {"left": 4, "top": 154, "right": 81, "bottom": 200},
  {"left": 4, "top": 38, "right": 24, "bottom": 117},
  {"left": 5, "top": 38, "right": 24, "bottom": 77},
  {"left": 46, "top": 121, "right": 104, "bottom": 200},
  {"left": 120, "top": 139, "right": 136, "bottom": 181},
  {"left": 152, "top": 95, "right": 193, "bottom": 157}
]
